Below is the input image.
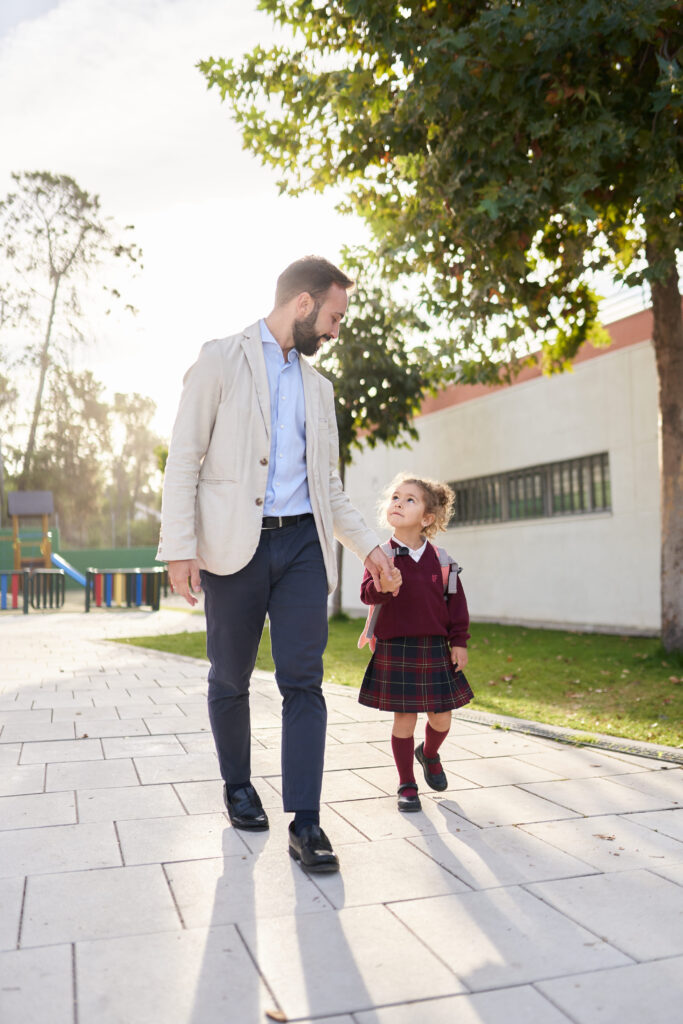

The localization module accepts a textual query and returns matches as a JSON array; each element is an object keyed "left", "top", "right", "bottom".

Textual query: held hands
[
  {"left": 378, "top": 565, "right": 402, "bottom": 594},
  {"left": 451, "top": 646, "right": 469, "bottom": 671},
  {"left": 167, "top": 558, "right": 202, "bottom": 606}
]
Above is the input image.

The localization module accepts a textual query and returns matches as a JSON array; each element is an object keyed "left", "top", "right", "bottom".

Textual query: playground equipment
[
  {"left": 7, "top": 491, "right": 53, "bottom": 570},
  {"left": 0, "top": 570, "right": 29, "bottom": 613},
  {"left": 51, "top": 552, "right": 87, "bottom": 586},
  {"left": 0, "top": 567, "right": 66, "bottom": 613},
  {"left": 85, "top": 567, "right": 167, "bottom": 612}
]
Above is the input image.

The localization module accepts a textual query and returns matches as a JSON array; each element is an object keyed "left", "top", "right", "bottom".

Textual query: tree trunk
[
  {"left": 20, "top": 275, "right": 61, "bottom": 485},
  {"left": 329, "top": 458, "right": 346, "bottom": 617},
  {"left": 647, "top": 239, "right": 683, "bottom": 652}
]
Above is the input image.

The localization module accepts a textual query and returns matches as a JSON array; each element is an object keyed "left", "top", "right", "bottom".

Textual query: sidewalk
[{"left": 1, "top": 607, "right": 682, "bottom": 1024}]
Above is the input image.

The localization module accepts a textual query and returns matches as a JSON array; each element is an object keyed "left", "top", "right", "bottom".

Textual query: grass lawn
[{"left": 117, "top": 619, "right": 683, "bottom": 748}]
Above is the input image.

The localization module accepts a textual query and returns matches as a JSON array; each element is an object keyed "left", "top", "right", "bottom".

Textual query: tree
[
  {"left": 201, "top": 0, "right": 683, "bottom": 649},
  {"left": 21, "top": 368, "right": 111, "bottom": 547},
  {"left": 0, "top": 171, "right": 141, "bottom": 484},
  {"left": 315, "top": 269, "right": 438, "bottom": 612},
  {"left": 108, "top": 392, "right": 163, "bottom": 548}
]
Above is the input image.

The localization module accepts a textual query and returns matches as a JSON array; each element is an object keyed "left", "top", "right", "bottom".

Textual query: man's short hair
[{"left": 274, "top": 256, "right": 355, "bottom": 307}]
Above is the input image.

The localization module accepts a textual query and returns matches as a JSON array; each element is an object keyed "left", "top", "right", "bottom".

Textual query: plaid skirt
[{"left": 359, "top": 635, "right": 474, "bottom": 713}]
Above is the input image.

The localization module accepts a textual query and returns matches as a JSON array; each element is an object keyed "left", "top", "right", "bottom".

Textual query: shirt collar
[
  {"left": 391, "top": 536, "right": 428, "bottom": 562},
  {"left": 260, "top": 318, "right": 299, "bottom": 363}
]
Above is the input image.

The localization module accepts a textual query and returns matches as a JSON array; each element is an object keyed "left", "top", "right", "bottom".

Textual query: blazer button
[
  {"left": 255, "top": 497, "right": 263, "bottom": 506},
  {"left": 260, "top": 457, "right": 268, "bottom": 466}
]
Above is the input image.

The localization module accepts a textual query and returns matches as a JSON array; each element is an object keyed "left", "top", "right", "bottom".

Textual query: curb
[{"left": 456, "top": 708, "right": 683, "bottom": 765}]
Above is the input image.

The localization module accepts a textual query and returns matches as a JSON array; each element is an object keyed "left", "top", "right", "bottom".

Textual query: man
[{"left": 158, "top": 256, "right": 391, "bottom": 873}]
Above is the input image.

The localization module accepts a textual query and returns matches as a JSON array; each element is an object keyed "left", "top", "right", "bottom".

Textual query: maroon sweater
[{"left": 360, "top": 540, "right": 470, "bottom": 647}]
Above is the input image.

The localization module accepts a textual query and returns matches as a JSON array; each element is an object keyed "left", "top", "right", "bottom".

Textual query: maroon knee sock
[
  {"left": 391, "top": 734, "right": 417, "bottom": 797},
  {"left": 424, "top": 722, "right": 450, "bottom": 775}
]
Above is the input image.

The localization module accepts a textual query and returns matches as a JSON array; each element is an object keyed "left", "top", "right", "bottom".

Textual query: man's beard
[{"left": 292, "top": 302, "right": 330, "bottom": 356}]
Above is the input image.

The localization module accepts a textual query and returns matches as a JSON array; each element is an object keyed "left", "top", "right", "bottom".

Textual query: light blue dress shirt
[{"left": 260, "top": 318, "right": 312, "bottom": 516}]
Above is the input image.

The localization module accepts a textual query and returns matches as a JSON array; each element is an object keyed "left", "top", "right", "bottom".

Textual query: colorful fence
[
  {"left": 0, "top": 570, "right": 29, "bottom": 613},
  {"left": 27, "top": 569, "right": 66, "bottom": 611},
  {"left": 85, "top": 567, "right": 168, "bottom": 612}
]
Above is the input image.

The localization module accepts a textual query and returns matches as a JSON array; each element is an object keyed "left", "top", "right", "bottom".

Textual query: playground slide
[{"left": 51, "top": 553, "right": 87, "bottom": 587}]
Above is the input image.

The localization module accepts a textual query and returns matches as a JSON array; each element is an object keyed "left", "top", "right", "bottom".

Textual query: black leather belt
[{"left": 261, "top": 513, "right": 314, "bottom": 530}]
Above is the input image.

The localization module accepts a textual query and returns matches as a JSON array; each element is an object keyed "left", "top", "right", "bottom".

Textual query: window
[{"left": 449, "top": 453, "right": 611, "bottom": 527}]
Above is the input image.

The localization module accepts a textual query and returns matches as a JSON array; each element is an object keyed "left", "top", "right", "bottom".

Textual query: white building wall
[{"left": 341, "top": 340, "right": 660, "bottom": 634}]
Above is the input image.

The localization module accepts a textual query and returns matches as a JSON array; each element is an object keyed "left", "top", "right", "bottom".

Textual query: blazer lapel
[
  {"left": 240, "top": 323, "right": 270, "bottom": 438},
  {"left": 300, "top": 356, "right": 319, "bottom": 462}
]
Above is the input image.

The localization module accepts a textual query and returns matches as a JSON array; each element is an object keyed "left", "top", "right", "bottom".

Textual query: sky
[{"left": 0, "top": 0, "right": 367, "bottom": 435}]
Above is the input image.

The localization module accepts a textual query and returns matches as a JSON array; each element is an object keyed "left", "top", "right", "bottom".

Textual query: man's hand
[
  {"left": 451, "top": 646, "right": 468, "bottom": 671},
  {"left": 364, "top": 545, "right": 394, "bottom": 591},
  {"left": 167, "top": 558, "right": 202, "bottom": 607},
  {"left": 378, "top": 566, "right": 402, "bottom": 594}
]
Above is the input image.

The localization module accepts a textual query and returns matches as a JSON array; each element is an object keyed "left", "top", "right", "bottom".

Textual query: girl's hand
[
  {"left": 451, "top": 646, "right": 468, "bottom": 671},
  {"left": 379, "top": 566, "right": 402, "bottom": 594}
]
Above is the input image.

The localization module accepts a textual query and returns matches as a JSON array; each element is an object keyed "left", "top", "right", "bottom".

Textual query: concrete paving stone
[
  {"left": 131, "top": 687, "right": 194, "bottom": 703},
  {"left": 0, "top": 876, "right": 24, "bottom": 951},
  {"left": 322, "top": 742, "right": 396, "bottom": 772},
  {"left": 21, "top": 864, "right": 181, "bottom": 947},
  {"left": 521, "top": 814, "right": 683, "bottom": 872},
  {"left": 235, "top": 805, "right": 369, "bottom": 856},
  {"left": 0, "top": 764, "right": 45, "bottom": 797},
  {"left": 372, "top": 737, "right": 481, "bottom": 763},
  {"left": 0, "top": 720, "right": 76, "bottom": 743},
  {"left": 353, "top": 986, "right": 573, "bottom": 1024},
  {"left": 526, "top": 868, "right": 683, "bottom": 960},
  {"left": 409, "top": 823, "right": 596, "bottom": 890},
  {"left": 626, "top": 808, "right": 683, "bottom": 842},
  {"left": 0, "top": 697, "right": 33, "bottom": 710},
  {"left": 19, "top": 738, "right": 104, "bottom": 765},
  {"left": 239, "top": 904, "right": 464, "bottom": 1019},
  {"left": 173, "top": 778, "right": 281, "bottom": 815},
  {"left": 452, "top": 756, "right": 565, "bottom": 787},
  {"left": 51, "top": 706, "right": 120, "bottom": 720},
  {"left": 0, "top": 944, "right": 74, "bottom": 1024},
  {"left": 0, "top": 744, "right": 22, "bottom": 766},
  {"left": 516, "top": 747, "right": 647, "bottom": 779},
  {"left": 47, "top": 757, "right": 139, "bottom": 791},
  {"left": 439, "top": 784, "right": 580, "bottom": 828},
  {"left": 102, "top": 735, "right": 185, "bottom": 759},
  {"left": 250, "top": 746, "right": 286, "bottom": 776},
  {"left": 116, "top": 703, "right": 184, "bottom": 718},
  {"left": 117, "top": 812, "right": 246, "bottom": 864},
  {"left": 145, "top": 715, "right": 209, "bottom": 735},
  {"left": 452, "top": 732, "right": 557, "bottom": 758},
  {"left": 0, "top": 791, "right": 76, "bottom": 830},
  {"left": 327, "top": 721, "right": 411, "bottom": 744},
  {"left": 649, "top": 862, "right": 683, "bottom": 886},
  {"left": 77, "top": 783, "right": 186, "bottom": 823},
  {"left": 30, "top": 693, "right": 95, "bottom": 708},
  {"left": 520, "top": 777, "right": 678, "bottom": 816},
  {"left": 536, "top": 954, "right": 683, "bottom": 1024},
  {"left": 0, "top": 709, "right": 52, "bottom": 724},
  {"left": 602, "top": 750, "right": 679, "bottom": 771},
  {"left": 134, "top": 752, "right": 220, "bottom": 784},
  {"left": 357, "top": 763, "right": 480, "bottom": 796},
  {"left": 165, "top": 850, "right": 333, "bottom": 927},
  {"left": 392, "top": 885, "right": 629, "bottom": 990},
  {"left": 606, "top": 766, "right": 683, "bottom": 803},
  {"left": 75, "top": 926, "right": 272, "bottom": 1024},
  {"left": 176, "top": 733, "right": 216, "bottom": 754},
  {"left": 0, "top": 821, "right": 121, "bottom": 878},
  {"left": 72, "top": 718, "right": 151, "bottom": 739},
  {"left": 89, "top": 692, "right": 155, "bottom": 707},
  {"left": 311, "top": 836, "right": 470, "bottom": 908},
  {"left": 330, "top": 794, "right": 477, "bottom": 841},
  {"left": 267, "top": 769, "right": 387, "bottom": 803}
]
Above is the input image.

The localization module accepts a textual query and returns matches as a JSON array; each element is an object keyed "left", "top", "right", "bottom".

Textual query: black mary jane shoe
[
  {"left": 415, "top": 741, "right": 448, "bottom": 792},
  {"left": 288, "top": 823, "right": 339, "bottom": 873},
  {"left": 397, "top": 782, "right": 422, "bottom": 813},
  {"left": 223, "top": 783, "right": 269, "bottom": 831}
]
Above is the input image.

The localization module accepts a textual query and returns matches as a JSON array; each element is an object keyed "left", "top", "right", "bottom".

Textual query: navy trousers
[{"left": 200, "top": 517, "right": 329, "bottom": 812}]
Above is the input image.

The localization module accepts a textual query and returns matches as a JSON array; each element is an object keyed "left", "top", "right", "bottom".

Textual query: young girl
[{"left": 358, "top": 473, "right": 474, "bottom": 812}]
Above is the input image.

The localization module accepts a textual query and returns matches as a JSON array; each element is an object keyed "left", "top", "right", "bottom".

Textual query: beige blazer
[{"left": 157, "top": 321, "right": 379, "bottom": 593}]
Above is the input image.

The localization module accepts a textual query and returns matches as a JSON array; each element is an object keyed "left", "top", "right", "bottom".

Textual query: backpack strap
[
  {"left": 432, "top": 544, "right": 462, "bottom": 594},
  {"left": 357, "top": 541, "right": 397, "bottom": 651}
]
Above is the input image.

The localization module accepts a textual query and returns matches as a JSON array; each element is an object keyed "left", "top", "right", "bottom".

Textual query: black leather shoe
[
  {"left": 288, "top": 823, "right": 339, "bottom": 873},
  {"left": 397, "top": 782, "right": 422, "bottom": 812},
  {"left": 223, "top": 783, "right": 269, "bottom": 831},
  {"left": 415, "top": 741, "right": 448, "bottom": 792}
]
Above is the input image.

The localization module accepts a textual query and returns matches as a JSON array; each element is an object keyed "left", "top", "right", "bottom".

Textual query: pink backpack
[{"left": 357, "top": 541, "right": 461, "bottom": 652}]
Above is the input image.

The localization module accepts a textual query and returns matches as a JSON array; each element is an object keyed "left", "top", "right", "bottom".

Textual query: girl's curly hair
[{"left": 379, "top": 472, "right": 455, "bottom": 539}]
